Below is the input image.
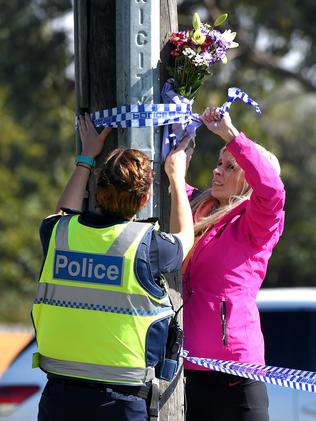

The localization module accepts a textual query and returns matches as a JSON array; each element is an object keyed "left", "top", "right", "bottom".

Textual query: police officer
[{"left": 32, "top": 114, "right": 194, "bottom": 421}]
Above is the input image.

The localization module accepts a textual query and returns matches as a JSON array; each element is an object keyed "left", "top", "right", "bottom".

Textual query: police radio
[{"left": 158, "top": 306, "right": 183, "bottom": 381}]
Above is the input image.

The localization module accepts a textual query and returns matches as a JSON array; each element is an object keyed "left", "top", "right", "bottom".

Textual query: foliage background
[
  {"left": 0, "top": 0, "right": 74, "bottom": 322},
  {"left": 0, "top": 0, "right": 315, "bottom": 324},
  {"left": 180, "top": 0, "right": 316, "bottom": 290}
]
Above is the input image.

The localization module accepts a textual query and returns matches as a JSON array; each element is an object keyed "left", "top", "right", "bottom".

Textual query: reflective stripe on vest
[
  {"left": 55, "top": 217, "right": 144, "bottom": 256},
  {"left": 39, "top": 354, "right": 155, "bottom": 384},
  {"left": 34, "top": 282, "right": 173, "bottom": 316},
  {"left": 55, "top": 214, "right": 72, "bottom": 250}
]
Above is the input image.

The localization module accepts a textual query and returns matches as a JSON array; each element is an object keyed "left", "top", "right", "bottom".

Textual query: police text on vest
[{"left": 53, "top": 250, "right": 124, "bottom": 286}]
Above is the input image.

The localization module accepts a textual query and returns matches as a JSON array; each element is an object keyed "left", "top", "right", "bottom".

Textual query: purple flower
[{"left": 200, "top": 51, "right": 215, "bottom": 65}]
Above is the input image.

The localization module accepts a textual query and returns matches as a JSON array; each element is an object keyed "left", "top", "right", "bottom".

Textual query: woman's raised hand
[
  {"left": 164, "top": 135, "right": 193, "bottom": 182},
  {"left": 200, "top": 106, "right": 240, "bottom": 143},
  {"left": 79, "top": 113, "right": 112, "bottom": 158}
]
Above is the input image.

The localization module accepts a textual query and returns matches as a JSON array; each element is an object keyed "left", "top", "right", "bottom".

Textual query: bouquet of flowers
[
  {"left": 167, "top": 12, "right": 238, "bottom": 100},
  {"left": 161, "top": 12, "right": 238, "bottom": 159}
]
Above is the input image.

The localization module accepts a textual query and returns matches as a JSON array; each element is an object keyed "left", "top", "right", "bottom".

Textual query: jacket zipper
[{"left": 220, "top": 299, "right": 227, "bottom": 346}]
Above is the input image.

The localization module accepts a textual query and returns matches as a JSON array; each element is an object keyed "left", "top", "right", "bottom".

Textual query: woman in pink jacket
[{"left": 183, "top": 106, "right": 285, "bottom": 421}]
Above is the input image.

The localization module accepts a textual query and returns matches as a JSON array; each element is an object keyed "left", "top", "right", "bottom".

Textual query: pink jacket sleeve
[
  {"left": 226, "top": 132, "right": 285, "bottom": 246},
  {"left": 185, "top": 183, "right": 198, "bottom": 201}
]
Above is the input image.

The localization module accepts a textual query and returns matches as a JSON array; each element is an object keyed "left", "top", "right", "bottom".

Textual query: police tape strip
[
  {"left": 219, "top": 87, "right": 262, "bottom": 117},
  {"left": 77, "top": 87, "right": 261, "bottom": 129},
  {"left": 180, "top": 350, "right": 316, "bottom": 393},
  {"left": 90, "top": 103, "right": 192, "bottom": 128}
]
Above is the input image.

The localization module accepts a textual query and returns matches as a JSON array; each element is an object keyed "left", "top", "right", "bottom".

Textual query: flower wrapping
[{"left": 161, "top": 78, "right": 201, "bottom": 161}]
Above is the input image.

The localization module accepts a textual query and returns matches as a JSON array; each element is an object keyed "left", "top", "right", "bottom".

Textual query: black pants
[
  {"left": 185, "top": 370, "right": 269, "bottom": 421},
  {"left": 38, "top": 379, "right": 148, "bottom": 421}
]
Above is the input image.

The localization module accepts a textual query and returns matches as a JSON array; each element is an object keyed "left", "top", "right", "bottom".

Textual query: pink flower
[
  {"left": 170, "top": 32, "right": 188, "bottom": 46},
  {"left": 201, "top": 37, "right": 214, "bottom": 51},
  {"left": 170, "top": 49, "right": 180, "bottom": 57}
]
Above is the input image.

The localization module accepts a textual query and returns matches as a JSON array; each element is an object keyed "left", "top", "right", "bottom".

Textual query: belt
[{"left": 48, "top": 377, "right": 151, "bottom": 399}]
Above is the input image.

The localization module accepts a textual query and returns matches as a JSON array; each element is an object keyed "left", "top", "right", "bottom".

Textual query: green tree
[
  {"left": 179, "top": 0, "right": 316, "bottom": 287},
  {"left": 0, "top": 0, "right": 74, "bottom": 323}
]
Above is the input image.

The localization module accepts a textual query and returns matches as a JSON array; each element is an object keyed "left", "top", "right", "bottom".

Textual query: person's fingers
[
  {"left": 79, "top": 115, "right": 89, "bottom": 141},
  {"left": 99, "top": 127, "right": 112, "bottom": 142},
  {"left": 78, "top": 115, "right": 84, "bottom": 130},
  {"left": 79, "top": 117, "right": 86, "bottom": 139},
  {"left": 202, "top": 111, "right": 221, "bottom": 123},
  {"left": 175, "top": 135, "right": 192, "bottom": 151},
  {"left": 214, "top": 107, "right": 222, "bottom": 120},
  {"left": 85, "top": 112, "right": 95, "bottom": 132},
  {"left": 202, "top": 106, "right": 220, "bottom": 123},
  {"left": 208, "top": 107, "right": 221, "bottom": 120},
  {"left": 80, "top": 114, "right": 88, "bottom": 130},
  {"left": 202, "top": 108, "right": 210, "bottom": 118},
  {"left": 200, "top": 114, "right": 208, "bottom": 124},
  {"left": 206, "top": 106, "right": 217, "bottom": 114}
]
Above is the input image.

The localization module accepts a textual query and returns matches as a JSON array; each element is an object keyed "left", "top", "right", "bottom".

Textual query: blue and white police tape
[
  {"left": 161, "top": 78, "right": 200, "bottom": 161},
  {"left": 219, "top": 87, "right": 262, "bottom": 117},
  {"left": 78, "top": 87, "right": 261, "bottom": 130},
  {"left": 89, "top": 103, "right": 192, "bottom": 129},
  {"left": 181, "top": 350, "right": 316, "bottom": 393}
]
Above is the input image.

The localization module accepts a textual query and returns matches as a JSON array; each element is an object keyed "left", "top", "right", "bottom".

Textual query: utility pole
[
  {"left": 74, "top": 1, "right": 183, "bottom": 419},
  {"left": 158, "top": 4, "right": 184, "bottom": 421},
  {"left": 74, "top": 0, "right": 118, "bottom": 210},
  {"left": 116, "top": 0, "right": 160, "bottom": 219}
]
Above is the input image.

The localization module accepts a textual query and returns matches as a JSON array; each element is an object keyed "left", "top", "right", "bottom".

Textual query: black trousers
[
  {"left": 38, "top": 379, "right": 149, "bottom": 421},
  {"left": 185, "top": 370, "right": 269, "bottom": 421}
]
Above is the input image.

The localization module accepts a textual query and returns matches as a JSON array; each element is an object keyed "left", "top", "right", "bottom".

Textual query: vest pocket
[
  {"left": 146, "top": 316, "right": 171, "bottom": 369},
  {"left": 220, "top": 299, "right": 228, "bottom": 346}
]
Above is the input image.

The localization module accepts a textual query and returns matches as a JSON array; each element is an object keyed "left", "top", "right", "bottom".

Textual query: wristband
[
  {"left": 75, "top": 155, "right": 96, "bottom": 168},
  {"left": 76, "top": 163, "right": 92, "bottom": 173}
]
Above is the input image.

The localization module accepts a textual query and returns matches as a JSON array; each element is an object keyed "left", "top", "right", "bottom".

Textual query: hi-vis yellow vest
[{"left": 32, "top": 215, "right": 174, "bottom": 385}]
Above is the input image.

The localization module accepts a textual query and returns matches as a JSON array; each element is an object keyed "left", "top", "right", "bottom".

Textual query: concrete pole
[
  {"left": 116, "top": 3, "right": 184, "bottom": 417},
  {"left": 116, "top": 0, "right": 161, "bottom": 219}
]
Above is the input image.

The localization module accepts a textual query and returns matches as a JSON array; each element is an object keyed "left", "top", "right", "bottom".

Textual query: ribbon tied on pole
[{"left": 77, "top": 84, "right": 262, "bottom": 161}]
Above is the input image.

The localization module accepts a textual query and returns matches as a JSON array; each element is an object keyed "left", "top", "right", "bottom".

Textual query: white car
[
  {"left": 257, "top": 288, "right": 316, "bottom": 421},
  {"left": 0, "top": 338, "right": 45, "bottom": 421},
  {"left": 0, "top": 288, "right": 316, "bottom": 420}
]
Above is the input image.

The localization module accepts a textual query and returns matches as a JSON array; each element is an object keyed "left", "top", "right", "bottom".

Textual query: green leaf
[
  {"left": 214, "top": 13, "right": 228, "bottom": 27},
  {"left": 192, "top": 12, "right": 201, "bottom": 30}
]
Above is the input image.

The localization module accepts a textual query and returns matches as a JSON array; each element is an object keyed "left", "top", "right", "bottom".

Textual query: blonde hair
[
  {"left": 255, "top": 144, "right": 281, "bottom": 176},
  {"left": 191, "top": 143, "right": 280, "bottom": 236}
]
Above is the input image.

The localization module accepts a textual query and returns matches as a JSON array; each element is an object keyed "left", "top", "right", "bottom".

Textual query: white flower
[
  {"left": 192, "top": 54, "right": 208, "bottom": 67},
  {"left": 222, "top": 30, "right": 239, "bottom": 49},
  {"left": 229, "top": 41, "right": 239, "bottom": 48},
  {"left": 222, "top": 29, "right": 237, "bottom": 42},
  {"left": 183, "top": 48, "right": 196, "bottom": 59}
]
